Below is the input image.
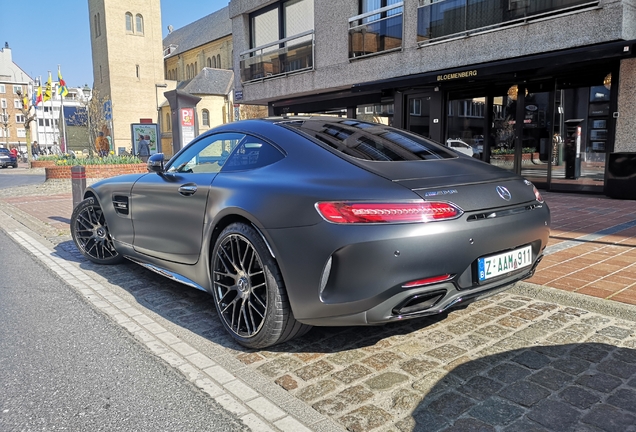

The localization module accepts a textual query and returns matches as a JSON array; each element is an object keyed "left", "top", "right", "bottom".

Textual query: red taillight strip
[
  {"left": 315, "top": 201, "right": 463, "bottom": 224},
  {"left": 402, "top": 274, "right": 453, "bottom": 288}
]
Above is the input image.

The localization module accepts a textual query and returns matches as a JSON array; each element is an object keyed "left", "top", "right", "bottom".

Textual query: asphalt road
[
  {"left": 0, "top": 169, "right": 45, "bottom": 189},
  {"left": 0, "top": 229, "right": 249, "bottom": 432}
]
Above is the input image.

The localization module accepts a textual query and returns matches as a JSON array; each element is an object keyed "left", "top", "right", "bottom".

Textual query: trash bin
[{"left": 606, "top": 152, "right": 636, "bottom": 200}]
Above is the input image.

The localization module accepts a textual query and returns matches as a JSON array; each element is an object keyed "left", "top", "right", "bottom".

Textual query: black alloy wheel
[
  {"left": 211, "top": 222, "right": 310, "bottom": 348},
  {"left": 71, "top": 197, "right": 124, "bottom": 265}
]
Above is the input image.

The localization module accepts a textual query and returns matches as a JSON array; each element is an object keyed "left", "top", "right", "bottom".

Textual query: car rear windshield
[{"left": 281, "top": 119, "right": 456, "bottom": 161}]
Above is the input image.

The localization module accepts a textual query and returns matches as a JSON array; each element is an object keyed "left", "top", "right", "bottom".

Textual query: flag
[
  {"left": 57, "top": 67, "right": 68, "bottom": 97},
  {"left": 43, "top": 72, "right": 52, "bottom": 102},
  {"left": 35, "top": 84, "right": 42, "bottom": 106},
  {"left": 22, "top": 96, "right": 29, "bottom": 110}
]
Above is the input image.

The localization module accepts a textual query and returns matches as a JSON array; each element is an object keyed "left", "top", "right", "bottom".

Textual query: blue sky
[{"left": 0, "top": 0, "right": 229, "bottom": 88}]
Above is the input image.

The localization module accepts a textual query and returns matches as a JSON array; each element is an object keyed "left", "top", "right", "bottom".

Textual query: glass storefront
[{"left": 439, "top": 69, "right": 614, "bottom": 193}]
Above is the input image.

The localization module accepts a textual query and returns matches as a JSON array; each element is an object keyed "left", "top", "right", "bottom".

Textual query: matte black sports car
[{"left": 71, "top": 117, "right": 550, "bottom": 348}]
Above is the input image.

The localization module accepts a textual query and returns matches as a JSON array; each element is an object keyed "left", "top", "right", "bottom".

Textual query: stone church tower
[{"left": 87, "top": 0, "right": 164, "bottom": 153}]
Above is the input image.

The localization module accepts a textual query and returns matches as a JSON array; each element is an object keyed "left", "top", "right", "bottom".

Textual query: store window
[
  {"left": 447, "top": 95, "right": 486, "bottom": 158},
  {"left": 356, "top": 102, "right": 394, "bottom": 126}
]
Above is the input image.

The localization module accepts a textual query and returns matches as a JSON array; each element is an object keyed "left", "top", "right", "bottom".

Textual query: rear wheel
[
  {"left": 211, "top": 222, "right": 311, "bottom": 349},
  {"left": 71, "top": 197, "right": 124, "bottom": 265}
]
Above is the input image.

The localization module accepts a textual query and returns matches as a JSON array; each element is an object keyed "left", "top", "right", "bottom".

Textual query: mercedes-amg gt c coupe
[{"left": 71, "top": 117, "right": 550, "bottom": 348}]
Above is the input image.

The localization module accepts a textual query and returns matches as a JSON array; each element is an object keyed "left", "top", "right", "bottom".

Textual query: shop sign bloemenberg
[{"left": 437, "top": 70, "right": 478, "bottom": 81}]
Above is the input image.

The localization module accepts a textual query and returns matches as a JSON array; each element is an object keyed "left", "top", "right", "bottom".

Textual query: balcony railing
[
  {"left": 417, "top": 0, "right": 599, "bottom": 43},
  {"left": 349, "top": 2, "right": 403, "bottom": 59},
  {"left": 240, "top": 30, "right": 314, "bottom": 83}
]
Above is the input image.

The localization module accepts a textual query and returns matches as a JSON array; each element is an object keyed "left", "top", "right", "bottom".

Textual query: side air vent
[{"left": 113, "top": 196, "right": 129, "bottom": 215}]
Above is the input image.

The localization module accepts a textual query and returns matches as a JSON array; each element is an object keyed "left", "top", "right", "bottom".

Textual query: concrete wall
[
  {"left": 615, "top": 57, "right": 636, "bottom": 152},
  {"left": 230, "top": 0, "right": 631, "bottom": 105}
]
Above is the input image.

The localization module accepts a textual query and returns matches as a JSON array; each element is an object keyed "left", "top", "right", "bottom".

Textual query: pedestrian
[
  {"left": 51, "top": 141, "right": 61, "bottom": 155},
  {"left": 137, "top": 135, "right": 151, "bottom": 162},
  {"left": 31, "top": 141, "right": 40, "bottom": 160},
  {"left": 95, "top": 132, "right": 110, "bottom": 157},
  {"left": 10, "top": 146, "right": 18, "bottom": 159}
]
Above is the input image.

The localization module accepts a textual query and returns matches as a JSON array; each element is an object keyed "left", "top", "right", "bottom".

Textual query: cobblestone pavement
[{"left": 1, "top": 175, "right": 636, "bottom": 431}]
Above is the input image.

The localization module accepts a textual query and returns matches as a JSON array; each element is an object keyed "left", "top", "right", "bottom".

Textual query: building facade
[
  {"left": 0, "top": 43, "right": 33, "bottom": 154},
  {"left": 88, "top": 0, "right": 165, "bottom": 154},
  {"left": 229, "top": 0, "right": 636, "bottom": 194},
  {"left": 161, "top": 7, "right": 235, "bottom": 156}
]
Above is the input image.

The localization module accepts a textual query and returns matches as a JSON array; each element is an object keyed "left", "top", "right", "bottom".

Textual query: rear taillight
[
  {"left": 315, "top": 201, "right": 463, "bottom": 224},
  {"left": 525, "top": 180, "right": 544, "bottom": 203}
]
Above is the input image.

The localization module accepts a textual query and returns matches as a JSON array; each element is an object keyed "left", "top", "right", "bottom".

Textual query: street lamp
[{"left": 82, "top": 84, "right": 92, "bottom": 151}]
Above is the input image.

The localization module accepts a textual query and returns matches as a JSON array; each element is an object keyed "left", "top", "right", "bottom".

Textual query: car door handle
[{"left": 178, "top": 184, "right": 197, "bottom": 196}]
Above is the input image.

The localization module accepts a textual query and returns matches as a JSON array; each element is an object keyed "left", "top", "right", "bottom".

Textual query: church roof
[
  {"left": 163, "top": 7, "right": 231, "bottom": 58},
  {"left": 178, "top": 68, "right": 234, "bottom": 96}
]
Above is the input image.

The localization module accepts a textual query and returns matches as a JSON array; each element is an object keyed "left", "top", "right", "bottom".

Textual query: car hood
[{"left": 354, "top": 157, "right": 538, "bottom": 211}]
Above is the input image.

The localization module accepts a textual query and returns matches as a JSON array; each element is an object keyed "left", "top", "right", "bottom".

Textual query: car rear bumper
[{"left": 266, "top": 202, "right": 550, "bottom": 325}]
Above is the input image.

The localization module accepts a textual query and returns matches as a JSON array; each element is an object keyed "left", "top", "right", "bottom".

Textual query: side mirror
[{"left": 147, "top": 153, "right": 165, "bottom": 173}]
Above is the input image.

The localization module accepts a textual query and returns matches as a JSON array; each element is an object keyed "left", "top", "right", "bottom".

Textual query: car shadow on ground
[
  {"left": 403, "top": 343, "right": 636, "bottom": 432},
  {"left": 49, "top": 216, "right": 71, "bottom": 224},
  {"left": 53, "top": 239, "right": 456, "bottom": 353}
]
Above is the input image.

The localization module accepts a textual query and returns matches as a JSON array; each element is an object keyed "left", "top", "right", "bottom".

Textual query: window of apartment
[
  {"left": 38, "top": 119, "right": 44, "bottom": 126},
  {"left": 14, "top": 99, "right": 21, "bottom": 108},
  {"left": 16, "top": 114, "right": 25, "bottom": 123},
  {"left": 13, "top": 85, "right": 21, "bottom": 94},
  {"left": 17, "top": 128, "right": 26, "bottom": 138},
  {"left": 126, "top": 12, "right": 133, "bottom": 32},
  {"left": 0, "top": 98, "right": 5, "bottom": 108},
  {"left": 0, "top": 129, "right": 9, "bottom": 138},
  {"left": 136, "top": 14, "right": 144, "bottom": 34},
  {"left": 45, "top": 119, "right": 50, "bottom": 127},
  {"left": 0, "top": 84, "right": 5, "bottom": 93},
  {"left": 202, "top": 109, "right": 210, "bottom": 126}
]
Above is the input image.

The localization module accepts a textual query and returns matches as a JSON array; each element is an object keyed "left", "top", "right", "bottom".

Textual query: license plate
[{"left": 478, "top": 245, "right": 532, "bottom": 282}]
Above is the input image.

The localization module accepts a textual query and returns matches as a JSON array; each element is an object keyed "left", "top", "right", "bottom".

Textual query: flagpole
[{"left": 58, "top": 65, "right": 68, "bottom": 154}]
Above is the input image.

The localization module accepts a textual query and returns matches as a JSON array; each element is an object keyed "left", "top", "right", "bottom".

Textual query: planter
[
  {"left": 45, "top": 163, "right": 148, "bottom": 180},
  {"left": 31, "top": 160, "right": 57, "bottom": 168}
]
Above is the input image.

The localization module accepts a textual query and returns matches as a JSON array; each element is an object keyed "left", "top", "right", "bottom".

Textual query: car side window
[
  {"left": 166, "top": 133, "right": 245, "bottom": 174},
  {"left": 222, "top": 136, "right": 285, "bottom": 172}
]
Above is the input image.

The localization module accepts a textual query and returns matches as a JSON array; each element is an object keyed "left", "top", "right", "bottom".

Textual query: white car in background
[{"left": 445, "top": 139, "right": 474, "bottom": 157}]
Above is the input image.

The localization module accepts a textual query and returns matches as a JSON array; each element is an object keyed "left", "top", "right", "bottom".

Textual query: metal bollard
[{"left": 71, "top": 165, "right": 86, "bottom": 208}]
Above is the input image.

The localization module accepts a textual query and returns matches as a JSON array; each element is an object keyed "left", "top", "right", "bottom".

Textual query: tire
[
  {"left": 71, "top": 197, "right": 124, "bottom": 265},
  {"left": 211, "top": 222, "right": 311, "bottom": 349}
]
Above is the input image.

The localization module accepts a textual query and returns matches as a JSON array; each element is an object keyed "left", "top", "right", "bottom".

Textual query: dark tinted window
[
  {"left": 283, "top": 118, "right": 455, "bottom": 161},
  {"left": 222, "top": 137, "right": 285, "bottom": 171}
]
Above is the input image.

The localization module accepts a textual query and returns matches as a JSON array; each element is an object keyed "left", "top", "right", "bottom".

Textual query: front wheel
[
  {"left": 211, "top": 222, "right": 311, "bottom": 349},
  {"left": 71, "top": 197, "right": 124, "bottom": 265}
]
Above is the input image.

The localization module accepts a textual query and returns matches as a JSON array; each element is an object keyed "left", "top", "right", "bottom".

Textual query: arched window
[
  {"left": 186, "top": 65, "right": 190, "bottom": 80},
  {"left": 217, "top": 54, "right": 221, "bottom": 69},
  {"left": 206, "top": 57, "right": 212, "bottom": 68},
  {"left": 135, "top": 14, "right": 144, "bottom": 34},
  {"left": 94, "top": 14, "right": 99, "bottom": 37},
  {"left": 212, "top": 56, "right": 216, "bottom": 68},
  {"left": 195, "top": 61, "right": 198, "bottom": 75},
  {"left": 166, "top": 112, "right": 171, "bottom": 130},
  {"left": 125, "top": 12, "right": 133, "bottom": 32},
  {"left": 202, "top": 109, "right": 210, "bottom": 126}
]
